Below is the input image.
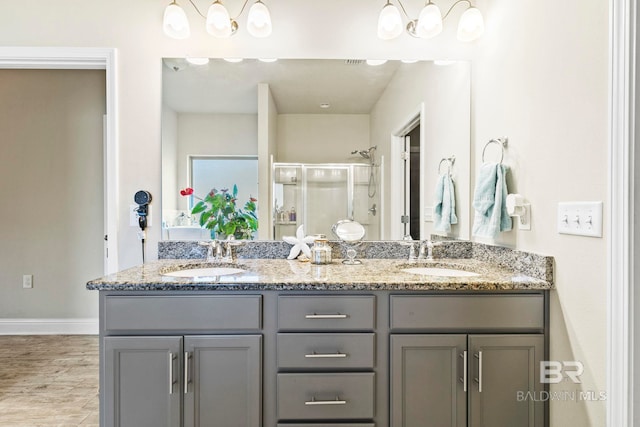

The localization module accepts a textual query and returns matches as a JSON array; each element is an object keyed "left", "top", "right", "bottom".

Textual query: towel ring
[
  {"left": 482, "top": 138, "right": 508, "bottom": 164},
  {"left": 438, "top": 156, "right": 456, "bottom": 175}
]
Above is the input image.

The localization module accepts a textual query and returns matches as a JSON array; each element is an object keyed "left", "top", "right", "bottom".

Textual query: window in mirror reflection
[{"left": 189, "top": 155, "right": 258, "bottom": 223}]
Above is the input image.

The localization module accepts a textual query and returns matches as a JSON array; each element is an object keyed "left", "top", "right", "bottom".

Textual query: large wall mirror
[{"left": 161, "top": 58, "right": 470, "bottom": 241}]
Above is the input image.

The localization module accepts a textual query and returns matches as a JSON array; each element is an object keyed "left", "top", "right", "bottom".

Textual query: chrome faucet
[
  {"left": 418, "top": 240, "right": 438, "bottom": 261},
  {"left": 200, "top": 240, "right": 224, "bottom": 262}
]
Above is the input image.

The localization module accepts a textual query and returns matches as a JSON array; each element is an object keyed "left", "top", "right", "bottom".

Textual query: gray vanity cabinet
[
  {"left": 104, "top": 336, "right": 182, "bottom": 427},
  {"left": 468, "top": 334, "right": 544, "bottom": 427},
  {"left": 390, "top": 334, "right": 544, "bottom": 427},
  {"left": 104, "top": 335, "right": 261, "bottom": 427},
  {"left": 390, "top": 335, "right": 467, "bottom": 427}
]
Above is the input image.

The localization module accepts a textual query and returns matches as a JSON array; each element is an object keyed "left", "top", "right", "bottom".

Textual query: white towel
[{"left": 433, "top": 173, "right": 458, "bottom": 233}]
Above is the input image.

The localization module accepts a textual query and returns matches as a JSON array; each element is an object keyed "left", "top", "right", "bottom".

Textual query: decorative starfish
[{"left": 282, "top": 225, "right": 315, "bottom": 260}]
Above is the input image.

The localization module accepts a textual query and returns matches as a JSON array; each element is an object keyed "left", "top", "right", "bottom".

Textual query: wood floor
[{"left": 0, "top": 335, "right": 99, "bottom": 427}]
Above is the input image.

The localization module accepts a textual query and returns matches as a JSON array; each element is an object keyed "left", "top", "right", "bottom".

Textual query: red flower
[{"left": 180, "top": 187, "right": 194, "bottom": 196}]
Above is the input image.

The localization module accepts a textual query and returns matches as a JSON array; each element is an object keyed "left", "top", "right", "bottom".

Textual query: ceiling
[{"left": 162, "top": 58, "right": 407, "bottom": 115}]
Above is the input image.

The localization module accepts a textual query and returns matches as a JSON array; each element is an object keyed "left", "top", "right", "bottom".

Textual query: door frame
[
  {"left": 0, "top": 47, "right": 119, "bottom": 274},
  {"left": 389, "top": 103, "right": 426, "bottom": 240},
  {"left": 609, "top": 0, "right": 635, "bottom": 425}
]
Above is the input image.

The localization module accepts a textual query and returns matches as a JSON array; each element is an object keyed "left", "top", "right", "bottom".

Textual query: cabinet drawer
[
  {"left": 277, "top": 373, "right": 375, "bottom": 420},
  {"left": 277, "top": 333, "right": 375, "bottom": 369},
  {"left": 390, "top": 294, "right": 544, "bottom": 331},
  {"left": 278, "top": 296, "right": 375, "bottom": 331},
  {"left": 104, "top": 295, "right": 262, "bottom": 332}
]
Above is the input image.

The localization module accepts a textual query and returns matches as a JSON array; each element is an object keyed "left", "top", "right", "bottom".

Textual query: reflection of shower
[{"left": 350, "top": 146, "right": 377, "bottom": 198}]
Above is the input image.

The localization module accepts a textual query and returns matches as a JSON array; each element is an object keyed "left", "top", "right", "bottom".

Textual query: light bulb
[
  {"left": 416, "top": 2, "right": 442, "bottom": 39},
  {"left": 377, "top": 2, "right": 403, "bottom": 40},
  {"left": 163, "top": 1, "right": 190, "bottom": 39},
  {"left": 247, "top": 1, "right": 272, "bottom": 38},
  {"left": 206, "top": 1, "right": 232, "bottom": 38},
  {"left": 457, "top": 6, "right": 484, "bottom": 42}
]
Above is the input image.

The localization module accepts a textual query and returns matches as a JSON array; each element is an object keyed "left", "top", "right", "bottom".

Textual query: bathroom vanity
[{"left": 88, "top": 245, "right": 552, "bottom": 427}]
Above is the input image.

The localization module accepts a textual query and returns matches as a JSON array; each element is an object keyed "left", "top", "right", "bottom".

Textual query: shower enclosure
[{"left": 272, "top": 162, "right": 381, "bottom": 240}]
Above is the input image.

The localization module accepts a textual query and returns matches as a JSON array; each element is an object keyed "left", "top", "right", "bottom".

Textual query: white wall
[
  {"left": 161, "top": 105, "right": 178, "bottom": 213},
  {"left": 370, "top": 61, "right": 471, "bottom": 240},
  {"left": 277, "top": 114, "right": 371, "bottom": 163},
  {"left": 0, "top": 1, "right": 610, "bottom": 424},
  {"left": 472, "top": 1, "right": 608, "bottom": 424},
  {"left": 0, "top": 69, "right": 105, "bottom": 320}
]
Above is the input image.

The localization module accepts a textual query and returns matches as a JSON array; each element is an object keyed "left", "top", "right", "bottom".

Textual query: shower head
[{"left": 351, "top": 146, "right": 377, "bottom": 160}]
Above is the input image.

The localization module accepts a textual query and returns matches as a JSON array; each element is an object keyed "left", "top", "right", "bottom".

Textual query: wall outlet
[
  {"left": 424, "top": 206, "right": 434, "bottom": 222},
  {"left": 22, "top": 274, "right": 33, "bottom": 289}
]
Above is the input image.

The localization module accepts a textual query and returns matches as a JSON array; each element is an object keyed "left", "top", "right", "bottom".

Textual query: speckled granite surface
[{"left": 87, "top": 257, "right": 552, "bottom": 292}]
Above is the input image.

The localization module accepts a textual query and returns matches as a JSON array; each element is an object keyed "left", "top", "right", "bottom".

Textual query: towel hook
[
  {"left": 481, "top": 137, "right": 508, "bottom": 164},
  {"left": 438, "top": 155, "right": 455, "bottom": 175}
]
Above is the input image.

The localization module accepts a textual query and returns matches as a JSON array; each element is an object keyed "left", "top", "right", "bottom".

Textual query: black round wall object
[{"left": 134, "top": 190, "right": 152, "bottom": 205}]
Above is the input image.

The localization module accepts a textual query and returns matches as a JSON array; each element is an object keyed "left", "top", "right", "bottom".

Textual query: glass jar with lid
[{"left": 310, "top": 236, "right": 332, "bottom": 265}]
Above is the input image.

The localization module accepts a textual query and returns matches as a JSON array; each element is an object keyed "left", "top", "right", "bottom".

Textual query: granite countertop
[{"left": 86, "top": 258, "right": 552, "bottom": 292}]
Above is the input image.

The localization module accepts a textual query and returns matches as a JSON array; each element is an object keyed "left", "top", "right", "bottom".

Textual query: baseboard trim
[{"left": 0, "top": 318, "right": 98, "bottom": 335}]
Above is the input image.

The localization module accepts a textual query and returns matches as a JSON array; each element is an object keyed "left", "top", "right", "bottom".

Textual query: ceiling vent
[{"left": 344, "top": 59, "right": 365, "bottom": 65}]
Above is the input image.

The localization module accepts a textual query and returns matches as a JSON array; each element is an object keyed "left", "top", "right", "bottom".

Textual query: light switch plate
[{"left": 557, "top": 201, "right": 603, "bottom": 237}]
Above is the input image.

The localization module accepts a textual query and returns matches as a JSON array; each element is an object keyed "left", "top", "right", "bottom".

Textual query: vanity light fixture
[
  {"left": 162, "top": 0, "right": 272, "bottom": 40},
  {"left": 366, "top": 59, "right": 388, "bottom": 66},
  {"left": 377, "top": 0, "right": 484, "bottom": 42},
  {"left": 223, "top": 57, "right": 244, "bottom": 63},
  {"left": 258, "top": 57, "right": 278, "bottom": 62},
  {"left": 185, "top": 57, "right": 210, "bottom": 65}
]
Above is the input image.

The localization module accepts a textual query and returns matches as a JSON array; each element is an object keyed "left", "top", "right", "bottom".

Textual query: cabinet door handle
[
  {"left": 168, "top": 352, "right": 175, "bottom": 395},
  {"left": 184, "top": 352, "right": 191, "bottom": 394},
  {"left": 304, "top": 313, "right": 348, "bottom": 319},
  {"left": 474, "top": 351, "right": 483, "bottom": 393},
  {"left": 304, "top": 397, "right": 347, "bottom": 405},
  {"left": 458, "top": 351, "right": 467, "bottom": 392},
  {"left": 304, "top": 352, "right": 347, "bottom": 358}
]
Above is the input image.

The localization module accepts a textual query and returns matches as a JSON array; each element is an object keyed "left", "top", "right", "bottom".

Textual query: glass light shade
[
  {"left": 185, "top": 57, "right": 210, "bottom": 65},
  {"left": 247, "top": 1, "right": 272, "bottom": 38},
  {"left": 416, "top": 3, "right": 442, "bottom": 39},
  {"left": 457, "top": 7, "right": 484, "bottom": 42},
  {"left": 206, "top": 2, "right": 232, "bottom": 38},
  {"left": 366, "top": 59, "right": 388, "bottom": 66},
  {"left": 377, "top": 3, "right": 403, "bottom": 40},
  {"left": 163, "top": 2, "right": 190, "bottom": 39}
]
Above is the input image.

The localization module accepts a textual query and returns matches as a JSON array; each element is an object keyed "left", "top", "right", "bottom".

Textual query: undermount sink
[
  {"left": 401, "top": 267, "right": 480, "bottom": 278},
  {"left": 163, "top": 267, "right": 246, "bottom": 278}
]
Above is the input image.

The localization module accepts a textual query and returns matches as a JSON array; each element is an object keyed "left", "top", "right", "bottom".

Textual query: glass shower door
[{"left": 303, "top": 165, "right": 350, "bottom": 237}]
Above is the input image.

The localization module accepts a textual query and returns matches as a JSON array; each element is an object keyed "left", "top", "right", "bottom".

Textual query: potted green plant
[{"left": 180, "top": 185, "right": 258, "bottom": 240}]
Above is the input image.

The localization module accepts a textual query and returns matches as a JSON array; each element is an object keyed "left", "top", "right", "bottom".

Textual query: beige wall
[
  {"left": 0, "top": 1, "right": 610, "bottom": 424},
  {"left": 472, "top": 0, "right": 608, "bottom": 424},
  {"left": 277, "top": 114, "right": 371, "bottom": 163},
  {"left": 0, "top": 69, "right": 105, "bottom": 319},
  {"left": 161, "top": 104, "right": 178, "bottom": 213}
]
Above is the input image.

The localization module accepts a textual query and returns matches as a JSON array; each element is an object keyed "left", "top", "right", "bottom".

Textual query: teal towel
[
  {"left": 472, "top": 163, "right": 512, "bottom": 238},
  {"left": 434, "top": 173, "right": 457, "bottom": 233}
]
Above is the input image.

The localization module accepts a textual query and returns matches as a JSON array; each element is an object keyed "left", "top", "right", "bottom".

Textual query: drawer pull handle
[
  {"left": 305, "top": 396, "right": 347, "bottom": 405},
  {"left": 184, "top": 352, "right": 191, "bottom": 394},
  {"left": 304, "top": 313, "right": 348, "bottom": 319},
  {"left": 168, "top": 352, "right": 176, "bottom": 395},
  {"left": 304, "top": 352, "right": 347, "bottom": 358},
  {"left": 474, "top": 351, "right": 483, "bottom": 393},
  {"left": 459, "top": 350, "right": 467, "bottom": 392}
]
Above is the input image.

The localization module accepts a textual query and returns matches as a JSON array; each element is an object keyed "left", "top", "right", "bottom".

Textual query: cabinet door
[
  {"left": 104, "top": 336, "right": 182, "bottom": 427},
  {"left": 390, "top": 335, "right": 467, "bottom": 427},
  {"left": 184, "top": 335, "right": 262, "bottom": 427},
  {"left": 468, "top": 334, "right": 544, "bottom": 427}
]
